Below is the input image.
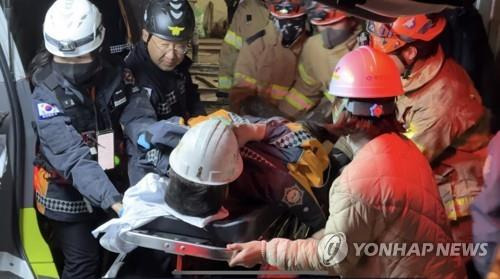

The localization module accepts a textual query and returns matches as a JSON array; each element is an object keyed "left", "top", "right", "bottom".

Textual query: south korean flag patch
[{"left": 37, "top": 103, "right": 61, "bottom": 120}]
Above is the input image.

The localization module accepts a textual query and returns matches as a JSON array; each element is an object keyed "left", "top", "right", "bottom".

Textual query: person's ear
[
  {"left": 401, "top": 45, "right": 418, "bottom": 64},
  {"left": 142, "top": 29, "right": 150, "bottom": 42}
]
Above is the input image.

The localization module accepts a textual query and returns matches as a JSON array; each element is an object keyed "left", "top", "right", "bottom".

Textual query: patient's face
[{"left": 165, "top": 169, "right": 229, "bottom": 217}]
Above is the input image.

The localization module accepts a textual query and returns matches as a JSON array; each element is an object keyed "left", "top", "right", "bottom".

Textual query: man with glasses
[{"left": 120, "top": 0, "right": 206, "bottom": 185}]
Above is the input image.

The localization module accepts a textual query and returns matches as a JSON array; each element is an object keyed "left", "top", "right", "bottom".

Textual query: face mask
[
  {"left": 53, "top": 58, "right": 102, "bottom": 86},
  {"left": 274, "top": 17, "right": 305, "bottom": 47},
  {"left": 320, "top": 28, "right": 352, "bottom": 49}
]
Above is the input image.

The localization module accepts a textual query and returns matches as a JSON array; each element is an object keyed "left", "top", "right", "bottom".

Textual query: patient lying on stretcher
[{"left": 94, "top": 111, "right": 332, "bottom": 253}]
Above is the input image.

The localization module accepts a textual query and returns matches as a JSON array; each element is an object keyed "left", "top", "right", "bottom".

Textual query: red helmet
[
  {"left": 306, "top": 1, "right": 347, "bottom": 26},
  {"left": 328, "top": 46, "right": 404, "bottom": 99},
  {"left": 368, "top": 14, "right": 446, "bottom": 53},
  {"left": 328, "top": 46, "right": 404, "bottom": 119},
  {"left": 392, "top": 14, "right": 446, "bottom": 41},
  {"left": 266, "top": 0, "right": 306, "bottom": 19}
]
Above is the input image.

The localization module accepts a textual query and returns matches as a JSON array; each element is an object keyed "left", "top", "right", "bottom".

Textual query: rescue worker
[
  {"left": 226, "top": 46, "right": 466, "bottom": 278},
  {"left": 229, "top": 0, "right": 308, "bottom": 117},
  {"left": 217, "top": 0, "right": 269, "bottom": 93},
  {"left": 30, "top": 0, "right": 134, "bottom": 277},
  {"left": 368, "top": 15, "right": 491, "bottom": 249},
  {"left": 120, "top": 0, "right": 206, "bottom": 185},
  {"left": 278, "top": 0, "right": 361, "bottom": 121}
]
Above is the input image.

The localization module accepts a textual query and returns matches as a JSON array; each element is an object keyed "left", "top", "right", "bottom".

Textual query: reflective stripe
[
  {"left": 223, "top": 30, "right": 243, "bottom": 50},
  {"left": 218, "top": 75, "right": 233, "bottom": 90},
  {"left": 444, "top": 196, "right": 475, "bottom": 220},
  {"left": 298, "top": 63, "right": 317, "bottom": 86},
  {"left": 268, "top": 84, "right": 289, "bottom": 100},
  {"left": 234, "top": 72, "right": 257, "bottom": 88},
  {"left": 323, "top": 90, "right": 335, "bottom": 102},
  {"left": 404, "top": 122, "right": 425, "bottom": 151},
  {"left": 404, "top": 123, "right": 416, "bottom": 139},
  {"left": 36, "top": 192, "right": 90, "bottom": 214},
  {"left": 284, "top": 88, "right": 315, "bottom": 110}
]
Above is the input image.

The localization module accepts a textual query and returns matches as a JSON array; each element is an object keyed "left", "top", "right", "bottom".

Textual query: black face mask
[
  {"left": 53, "top": 58, "right": 102, "bottom": 86},
  {"left": 274, "top": 17, "right": 305, "bottom": 47}
]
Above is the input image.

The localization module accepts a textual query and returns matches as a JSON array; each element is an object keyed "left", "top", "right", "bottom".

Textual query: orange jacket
[{"left": 397, "top": 46, "right": 491, "bottom": 221}]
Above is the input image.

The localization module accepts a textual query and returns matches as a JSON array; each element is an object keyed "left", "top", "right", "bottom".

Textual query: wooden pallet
[{"left": 190, "top": 38, "right": 228, "bottom": 113}]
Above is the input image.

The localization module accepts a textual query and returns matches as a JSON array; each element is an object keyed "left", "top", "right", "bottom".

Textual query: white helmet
[
  {"left": 43, "top": 0, "right": 105, "bottom": 57},
  {"left": 169, "top": 118, "right": 244, "bottom": 185}
]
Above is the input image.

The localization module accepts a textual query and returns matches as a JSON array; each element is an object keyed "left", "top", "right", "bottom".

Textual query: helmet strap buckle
[{"left": 59, "top": 40, "right": 77, "bottom": 52}]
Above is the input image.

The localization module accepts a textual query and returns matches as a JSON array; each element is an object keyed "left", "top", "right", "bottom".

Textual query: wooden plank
[
  {"left": 199, "top": 38, "right": 223, "bottom": 44},
  {"left": 198, "top": 46, "right": 222, "bottom": 51},
  {"left": 200, "top": 93, "right": 218, "bottom": 102},
  {"left": 194, "top": 76, "right": 217, "bottom": 88}
]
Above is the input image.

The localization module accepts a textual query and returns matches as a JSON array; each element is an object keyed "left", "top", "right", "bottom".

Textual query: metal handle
[{"left": 122, "top": 230, "right": 233, "bottom": 261}]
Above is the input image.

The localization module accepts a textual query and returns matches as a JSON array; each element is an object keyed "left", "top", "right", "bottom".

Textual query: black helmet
[{"left": 144, "top": 0, "right": 195, "bottom": 42}]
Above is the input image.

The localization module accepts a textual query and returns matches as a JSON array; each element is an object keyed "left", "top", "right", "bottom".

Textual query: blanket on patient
[{"left": 92, "top": 173, "right": 229, "bottom": 253}]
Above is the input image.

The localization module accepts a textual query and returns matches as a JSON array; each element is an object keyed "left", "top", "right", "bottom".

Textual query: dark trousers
[
  {"left": 117, "top": 248, "right": 174, "bottom": 278},
  {"left": 38, "top": 214, "right": 102, "bottom": 279}
]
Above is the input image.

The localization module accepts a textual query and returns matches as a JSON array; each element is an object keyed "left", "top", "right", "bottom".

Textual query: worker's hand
[
  {"left": 111, "top": 202, "right": 123, "bottom": 217},
  {"left": 227, "top": 240, "right": 264, "bottom": 268},
  {"left": 232, "top": 123, "right": 266, "bottom": 147}
]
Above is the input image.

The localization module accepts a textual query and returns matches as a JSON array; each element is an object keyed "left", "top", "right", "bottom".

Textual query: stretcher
[{"left": 103, "top": 199, "right": 289, "bottom": 278}]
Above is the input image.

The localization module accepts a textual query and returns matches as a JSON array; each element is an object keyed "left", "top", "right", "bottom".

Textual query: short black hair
[{"left": 165, "top": 168, "right": 228, "bottom": 218}]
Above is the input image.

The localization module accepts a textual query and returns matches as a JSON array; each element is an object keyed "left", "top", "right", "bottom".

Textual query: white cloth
[{"left": 92, "top": 173, "right": 229, "bottom": 254}]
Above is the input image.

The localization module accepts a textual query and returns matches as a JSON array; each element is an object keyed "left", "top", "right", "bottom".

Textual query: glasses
[
  {"left": 267, "top": 0, "right": 305, "bottom": 16},
  {"left": 150, "top": 37, "right": 189, "bottom": 56},
  {"left": 366, "top": 21, "right": 394, "bottom": 38},
  {"left": 366, "top": 21, "right": 416, "bottom": 43}
]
